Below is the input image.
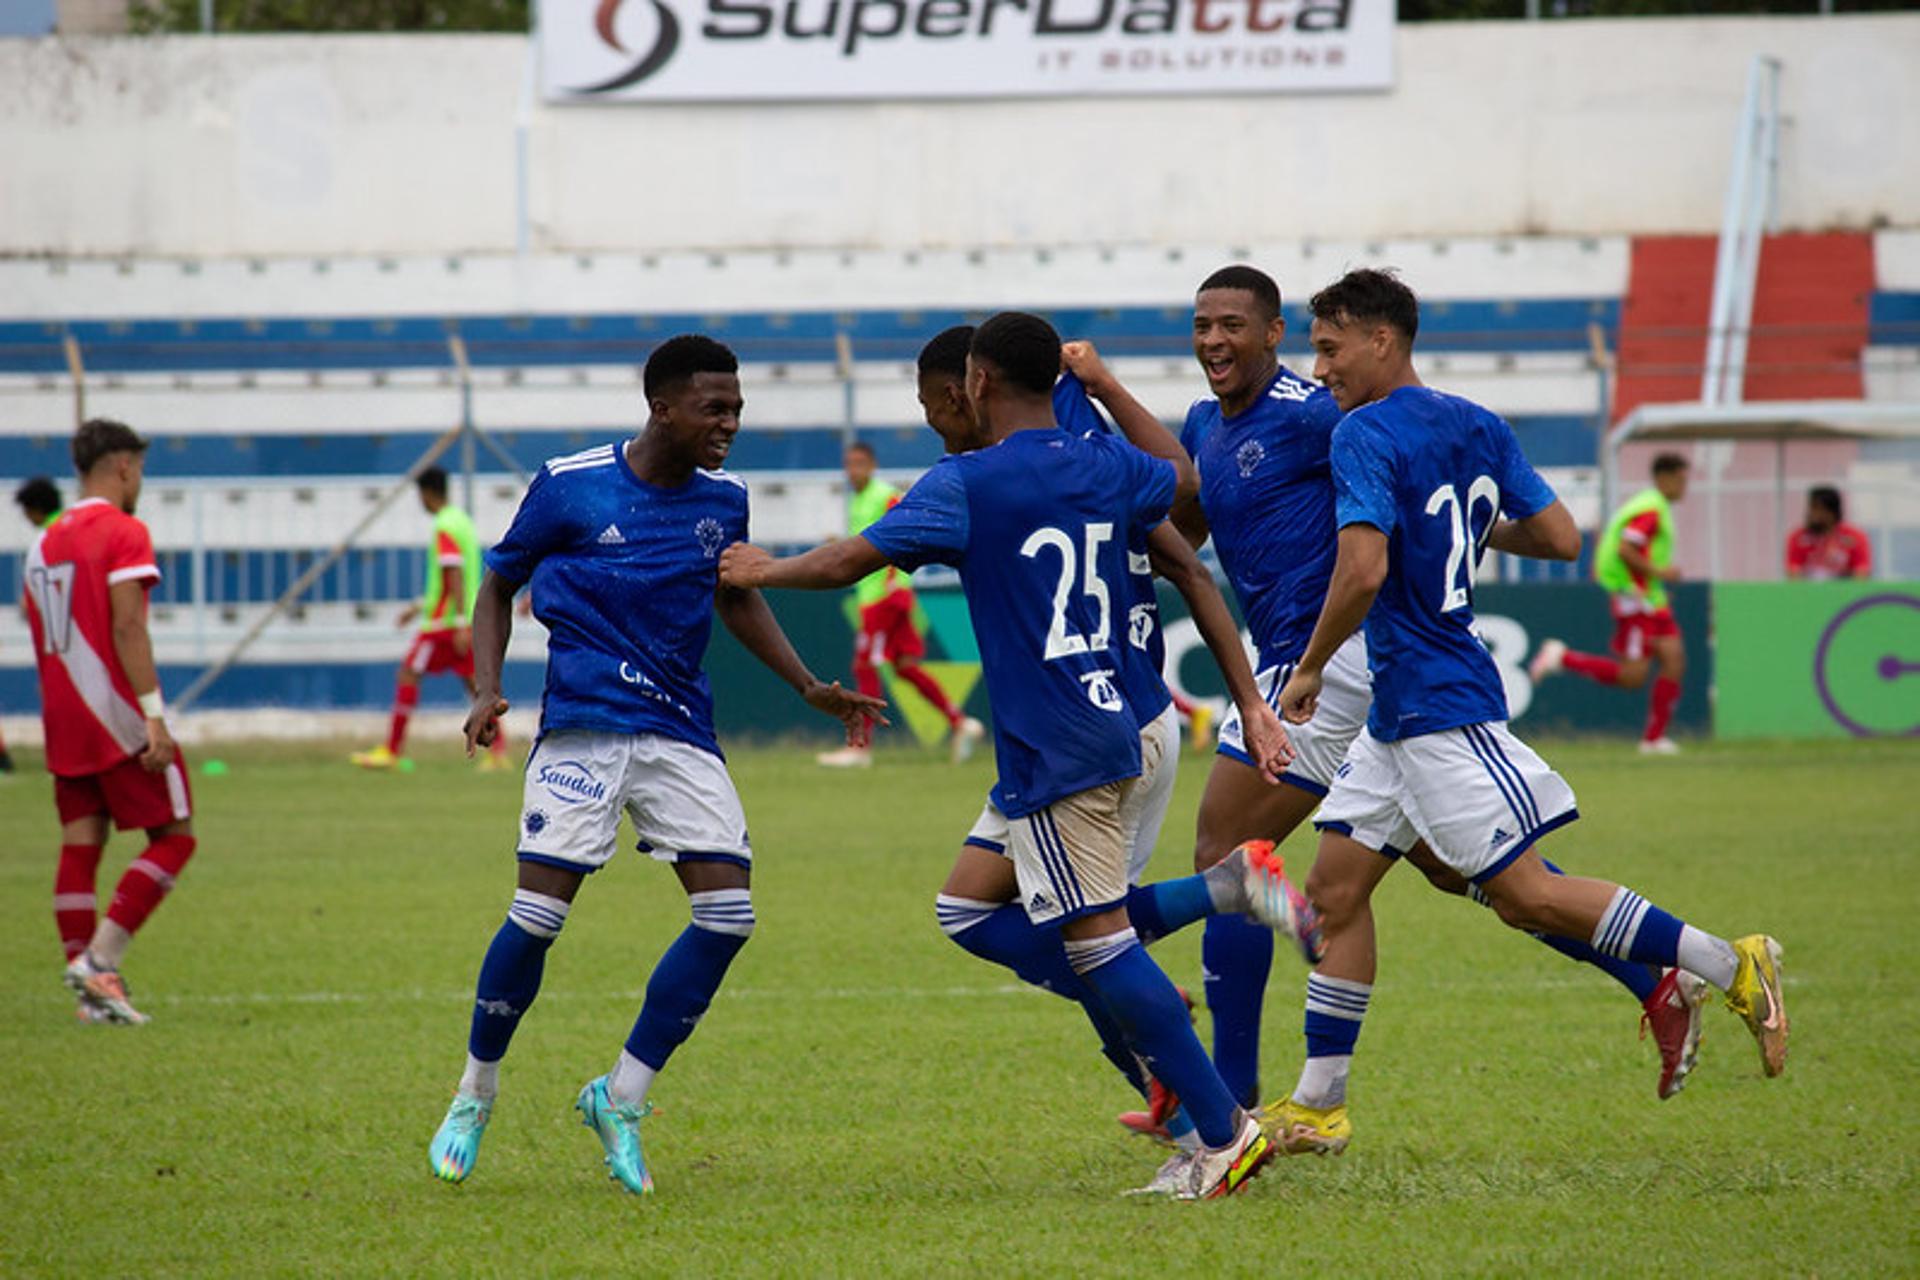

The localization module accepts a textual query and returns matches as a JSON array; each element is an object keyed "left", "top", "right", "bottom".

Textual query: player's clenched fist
[
  {"left": 464, "top": 692, "right": 510, "bottom": 755},
  {"left": 1277, "top": 667, "right": 1322, "bottom": 725},
  {"left": 1059, "top": 340, "right": 1116, "bottom": 396},
  {"left": 717, "top": 541, "right": 772, "bottom": 588}
]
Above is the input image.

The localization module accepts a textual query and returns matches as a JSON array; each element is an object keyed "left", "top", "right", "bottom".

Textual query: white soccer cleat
[
  {"left": 950, "top": 716, "right": 985, "bottom": 765},
  {"left": 1638, "top": 737, "right": 1681, "bottom": 756},
  {"left": 1178, "top": 1112, "right": 1276, "bottom": 1200},
  {"left": 815, "top": 745, "right": 873, "bottom": 768},
  {"left": 1528, "top": 638, "right": 1567, "bottom": 682},
  {"left": 1124, "top": 1149, "right": 1197, "bottom": 1197},
  {"left": 63, "top": 954, "right": 149, "bottom": 1025}
]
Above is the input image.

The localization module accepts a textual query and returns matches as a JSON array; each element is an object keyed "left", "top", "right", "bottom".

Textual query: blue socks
[
  {"left": 1067, "top": 930, "right": 1241, "bottom": 1148},
  {"left": 624, "top": 890, "right": 755, "bottom": 1071},
  {"left": 467, "top": 889, "right": 570, "bottom": 1064},
  {"left": 1295, "top": 973, "right": 1372, "bottom": 1109},
  {"left": 1125, "top": 877, "right": 1216, "bottom": 946},
  {"left": 1473, "top": 860, "right": 1660, "bottom": 1002},
  {"left": 1590, "top": 887, "right": 1686, "bottom": 968},
  {"left": 1202, "top": 914, "right": 1273, "bottom": 1108}
]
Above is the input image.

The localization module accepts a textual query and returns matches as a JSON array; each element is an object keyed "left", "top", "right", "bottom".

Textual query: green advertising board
[{"left": 1714, "top": 582, "right": 1920, "bottom": 740}]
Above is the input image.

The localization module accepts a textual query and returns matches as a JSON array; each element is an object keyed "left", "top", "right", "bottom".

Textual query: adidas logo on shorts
[
  {"left": 598, "top": 524, "right": 625, "bottom": 545},
  {"left": 1490, "top": 826, "right": 1514, "bottom": 848}
]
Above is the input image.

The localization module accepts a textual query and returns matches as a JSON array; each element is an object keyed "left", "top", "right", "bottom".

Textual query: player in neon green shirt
[
  {"left": 353, "top": 466, "right": 509, "bottom": 771},
  {"left": 816, "top": 442, "right": 983, "bottom": 768},
  {"left": 1531, "top": 452, "right": 1690, "bottom": 753}
]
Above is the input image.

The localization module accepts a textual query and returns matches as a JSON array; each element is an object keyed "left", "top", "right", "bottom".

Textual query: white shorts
[
  {"left": 964, "top": 704, "right": 1176, "bottom": 924},
  {"left": 1218, "top": 632, "right": 1372, "bottom": 795},
  {"left": 517, "top": 730, "right": 752, "bottom": 873},
  {"left": 1315, "top": 721, "right": 1578, "bottom": 883}
]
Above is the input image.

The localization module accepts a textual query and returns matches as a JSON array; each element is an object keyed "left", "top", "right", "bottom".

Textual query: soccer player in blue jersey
[
  {"left": 905, "top": 327, "right": 1319, "bottom": 1194},
  {"left": 1086, "top": 266, "right": 1709, "bottom": 1127},
  {"left": 722, "top": 313, "right": 1292, "bottom": 1200},
  {"left": 1261, "top": 268, "right": 1788, "bottom": 1148},
  {"left": 424, "top": 335, "right": 887, "bottom": 1196}
]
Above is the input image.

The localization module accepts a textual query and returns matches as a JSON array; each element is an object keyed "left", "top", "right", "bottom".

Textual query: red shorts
[
  {"left": 55, "top": 753, "right": 194, "bottom": 831},
  {"left": 856, "top": 591, "right": 926, "bottom": 668},
  {"left": 1609, "top": 603, "right": 1680, "bottom": 661},
  {"left": 406, "top": 628, "right": 476, "bottom": 680}
]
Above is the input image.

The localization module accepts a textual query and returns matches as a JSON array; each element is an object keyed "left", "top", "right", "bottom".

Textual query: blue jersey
[
  {"left": 1181, "top": 367, "right": 1342, "bottom": 670},
  {"left": 1053, "top": 373, "right": 1173, "bottom": 725},
  {"left": 1330, "top": 387, "right": 1558, "bottom": 741},
  {"left": 485, "top": 442, "right": 750, "bottom": 757},
  {"left": 864, "top": 427, "right": 1177, "bottom": 818}
]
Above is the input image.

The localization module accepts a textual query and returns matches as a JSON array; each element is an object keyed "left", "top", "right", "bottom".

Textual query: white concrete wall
[{"left": 2, "top": 15, "right": 1916, "bottom": 260}]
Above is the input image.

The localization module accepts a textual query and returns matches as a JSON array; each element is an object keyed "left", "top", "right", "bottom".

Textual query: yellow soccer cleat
[
  {"left": 1187, "top": 702, "right": 1215, "bottom": 753},
  {"left": 350, "top": 745, "right": 401, "bottom": 770},
  {"left": 1724, "top": 934, "right": 1789, "bottom": 1077},
  {"left": 475, "top": 751, "right": 513, "bottom": 773},
  {"left": 1259, "top": 1095, "right": 1351, "bottom": 1156}
]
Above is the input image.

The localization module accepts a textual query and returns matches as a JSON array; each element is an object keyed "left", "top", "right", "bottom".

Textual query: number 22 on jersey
[{"left": 1426, "top": 476, "right": 1499, "bottom": 613}]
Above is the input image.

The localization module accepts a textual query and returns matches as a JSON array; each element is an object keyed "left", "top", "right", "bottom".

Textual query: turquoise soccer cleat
[
  {"left": 576, "top": 1076, "right": 655, "bottom": 1196},
  {"left": 428, "top": 1093, "right": 493, "bottom": 1183}
]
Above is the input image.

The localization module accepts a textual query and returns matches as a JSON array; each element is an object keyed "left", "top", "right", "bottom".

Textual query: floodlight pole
[
  {"left": 62, "top": 331, "right": 86, "bottom": 429},
  {"left": 449, "top": 333, "right": 478, "bottom": 516},
  {"left": 835, "top": 331, "right": 856, "bottom": 448}
]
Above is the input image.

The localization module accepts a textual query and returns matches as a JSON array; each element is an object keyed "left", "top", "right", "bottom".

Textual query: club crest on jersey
[
  {"left": 1080, "top": 669, "right": 1123, "bottom": 712},
  {"left": 1236, "top": 440, "right": 1265, "bottom": 479},
  {"left": 695, "top": 517, "right": 727, "bottom": 559},
  {"left": 523, "top": 808, "right": 550, "bottom": 835},
  {"left": 1128, "top": 602, "right": 1156, "bottom": 651},
  {"left": 537, "top": 760, "right": 606, "bottom": 805}
]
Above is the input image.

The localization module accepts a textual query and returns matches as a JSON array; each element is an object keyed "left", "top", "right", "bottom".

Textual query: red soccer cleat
[{"left": 1641, "top": 967, "right": 1709, "bottom": 1100}]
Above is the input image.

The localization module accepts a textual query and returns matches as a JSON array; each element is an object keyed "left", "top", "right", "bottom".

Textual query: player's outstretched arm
[
  {"left": 714, "top": 582, "right": 890, "bottom": 746},
  {"left": 1486, "top": 500, "right": 1581, "bottom": 563},
  {"left": 1147, "top": 523, "right": 1291, "bottom": 780},
  {"left": 463, "top": 570, "right": 516, "bottom": 755},
  {"left": 1062, "top": 341, "right": 1208, "bottom": 546},
  {"left": 1278, "top": 524, "right": 1388, "bottom": 725},
  {"left": 108, "top": 578, "right": 175, "bottom": 773},
  {"left": 717, "top": 537, "right": 890, "bottom": 592}
]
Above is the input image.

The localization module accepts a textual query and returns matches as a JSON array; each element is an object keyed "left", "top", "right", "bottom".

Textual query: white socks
[
  {"left": 1676, "top": 926, "right": 1739, "bottom": 991},
  {"left": 1293, "top": 1055, "right": 1352, "bottom": 1110},
  {"left": 87, "top": 919, "right": 133, "bottom": 970},
  {"left": 459, "top": 1055, "right": 500, "bottom": 1102},
  {"left": 608, "top": 1049, "right": 658, "bottom": 1109}
]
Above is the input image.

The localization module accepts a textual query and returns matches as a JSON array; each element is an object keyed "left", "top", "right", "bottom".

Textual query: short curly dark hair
[
  {"left": 72, "top": 418, "right": 148, "bottom": 476},
  {"left": 1308, "top": 268, "right": 1419, "bottom": 344}
]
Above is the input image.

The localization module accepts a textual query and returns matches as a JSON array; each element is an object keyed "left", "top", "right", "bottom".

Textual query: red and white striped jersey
[{"left": 22, "top": 498, "right": 161, "bottom": 777}]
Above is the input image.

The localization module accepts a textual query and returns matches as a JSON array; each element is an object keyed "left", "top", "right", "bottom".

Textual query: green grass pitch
[{"left": 1, "top": 735, "right": 1915, "bottom": 1275}]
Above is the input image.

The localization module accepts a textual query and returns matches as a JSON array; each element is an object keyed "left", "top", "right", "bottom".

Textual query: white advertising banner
[{"left": 537, "top": 0, "right": 1393, "bottom": 102}]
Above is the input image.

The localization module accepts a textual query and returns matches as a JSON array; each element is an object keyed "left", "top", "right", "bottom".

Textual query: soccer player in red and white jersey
[
  {"left": 22, "top": 419, "right": 196, "bottom": 1025},
  {"left": 1785, "top": 486, "right": 1873, "bottom": 580}
]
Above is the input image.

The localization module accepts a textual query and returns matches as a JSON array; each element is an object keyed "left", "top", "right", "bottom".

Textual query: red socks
[
  {"left": 105, "top": 834, "right": 197, "bottom": 936},
  {"left": 387, "top": 681, "right": 421, "bottom": 755},
  {"left": 54, "top": 843, "right": 104, "bottom": 961},
  {"left": 1645, "top": 676, "right": 1681, "bottom": 743},
  {"left": 1561, "top": 649, "right": 1622, "bottom": 686},
  {"left": 896, "top": 664, "right": 960, "bottom": 724}
]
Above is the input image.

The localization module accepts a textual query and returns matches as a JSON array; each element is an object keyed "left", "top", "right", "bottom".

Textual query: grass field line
[{"left": 8, "top": 969, "right": 1812, "bottom": 1013}]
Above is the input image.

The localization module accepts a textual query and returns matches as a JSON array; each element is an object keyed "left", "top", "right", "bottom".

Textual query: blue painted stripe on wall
[
  {"left": 0, "top": 414, "right": 1603, "bottom": 478},
  {"left": 1869, "top": 292, "right": 1920, "bottom": 346},
  {"left": 0, "top": 299, "right": 1623, "bottom": 374}
]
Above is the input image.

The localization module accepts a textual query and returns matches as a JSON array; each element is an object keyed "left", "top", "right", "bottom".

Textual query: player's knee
[
  {"left": 1305, "top": 862, "right": 1367, "bottom": 930},
  {"left": 1616, "top": 661, "right": 1651, "bottom": 690},
  {"left": 689, "top": 887, "right": 756, "bottom": 941}
]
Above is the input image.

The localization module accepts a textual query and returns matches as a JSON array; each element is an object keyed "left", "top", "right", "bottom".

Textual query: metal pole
[
  {"left": 192, "top": 487, "right": 207, "bottom": 662},
  {"left": 173, "top": 424, "right": 466, "bottom": 712},
  {"left": 61, "top": 332, "right": 85, "bottom": 429},
  {"left": 1703, "top": 57, "right": 1767, "bottom": 405},
  {"left": 449, "top": 334, "right": 478, "bottom": 515},
  {"left": 200, "top": 0, "right": 213, "bottom": 32},
  {"left": 1774, "top": 437, "right": 1787, "bottom": 580},
  {"left": 835, "top": 331, "right": 857, "bottom": 448},
  {"left": 516, "top": 18, "right": 537, "bottom": 256}
]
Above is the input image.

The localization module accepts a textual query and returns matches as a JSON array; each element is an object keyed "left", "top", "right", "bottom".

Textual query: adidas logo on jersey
[
  {"left": 1490, "top": 826, "right": 1514, "bottom": 848},
  {"left": 597, "top": 524, "right": 625, "bottom": 545}
]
